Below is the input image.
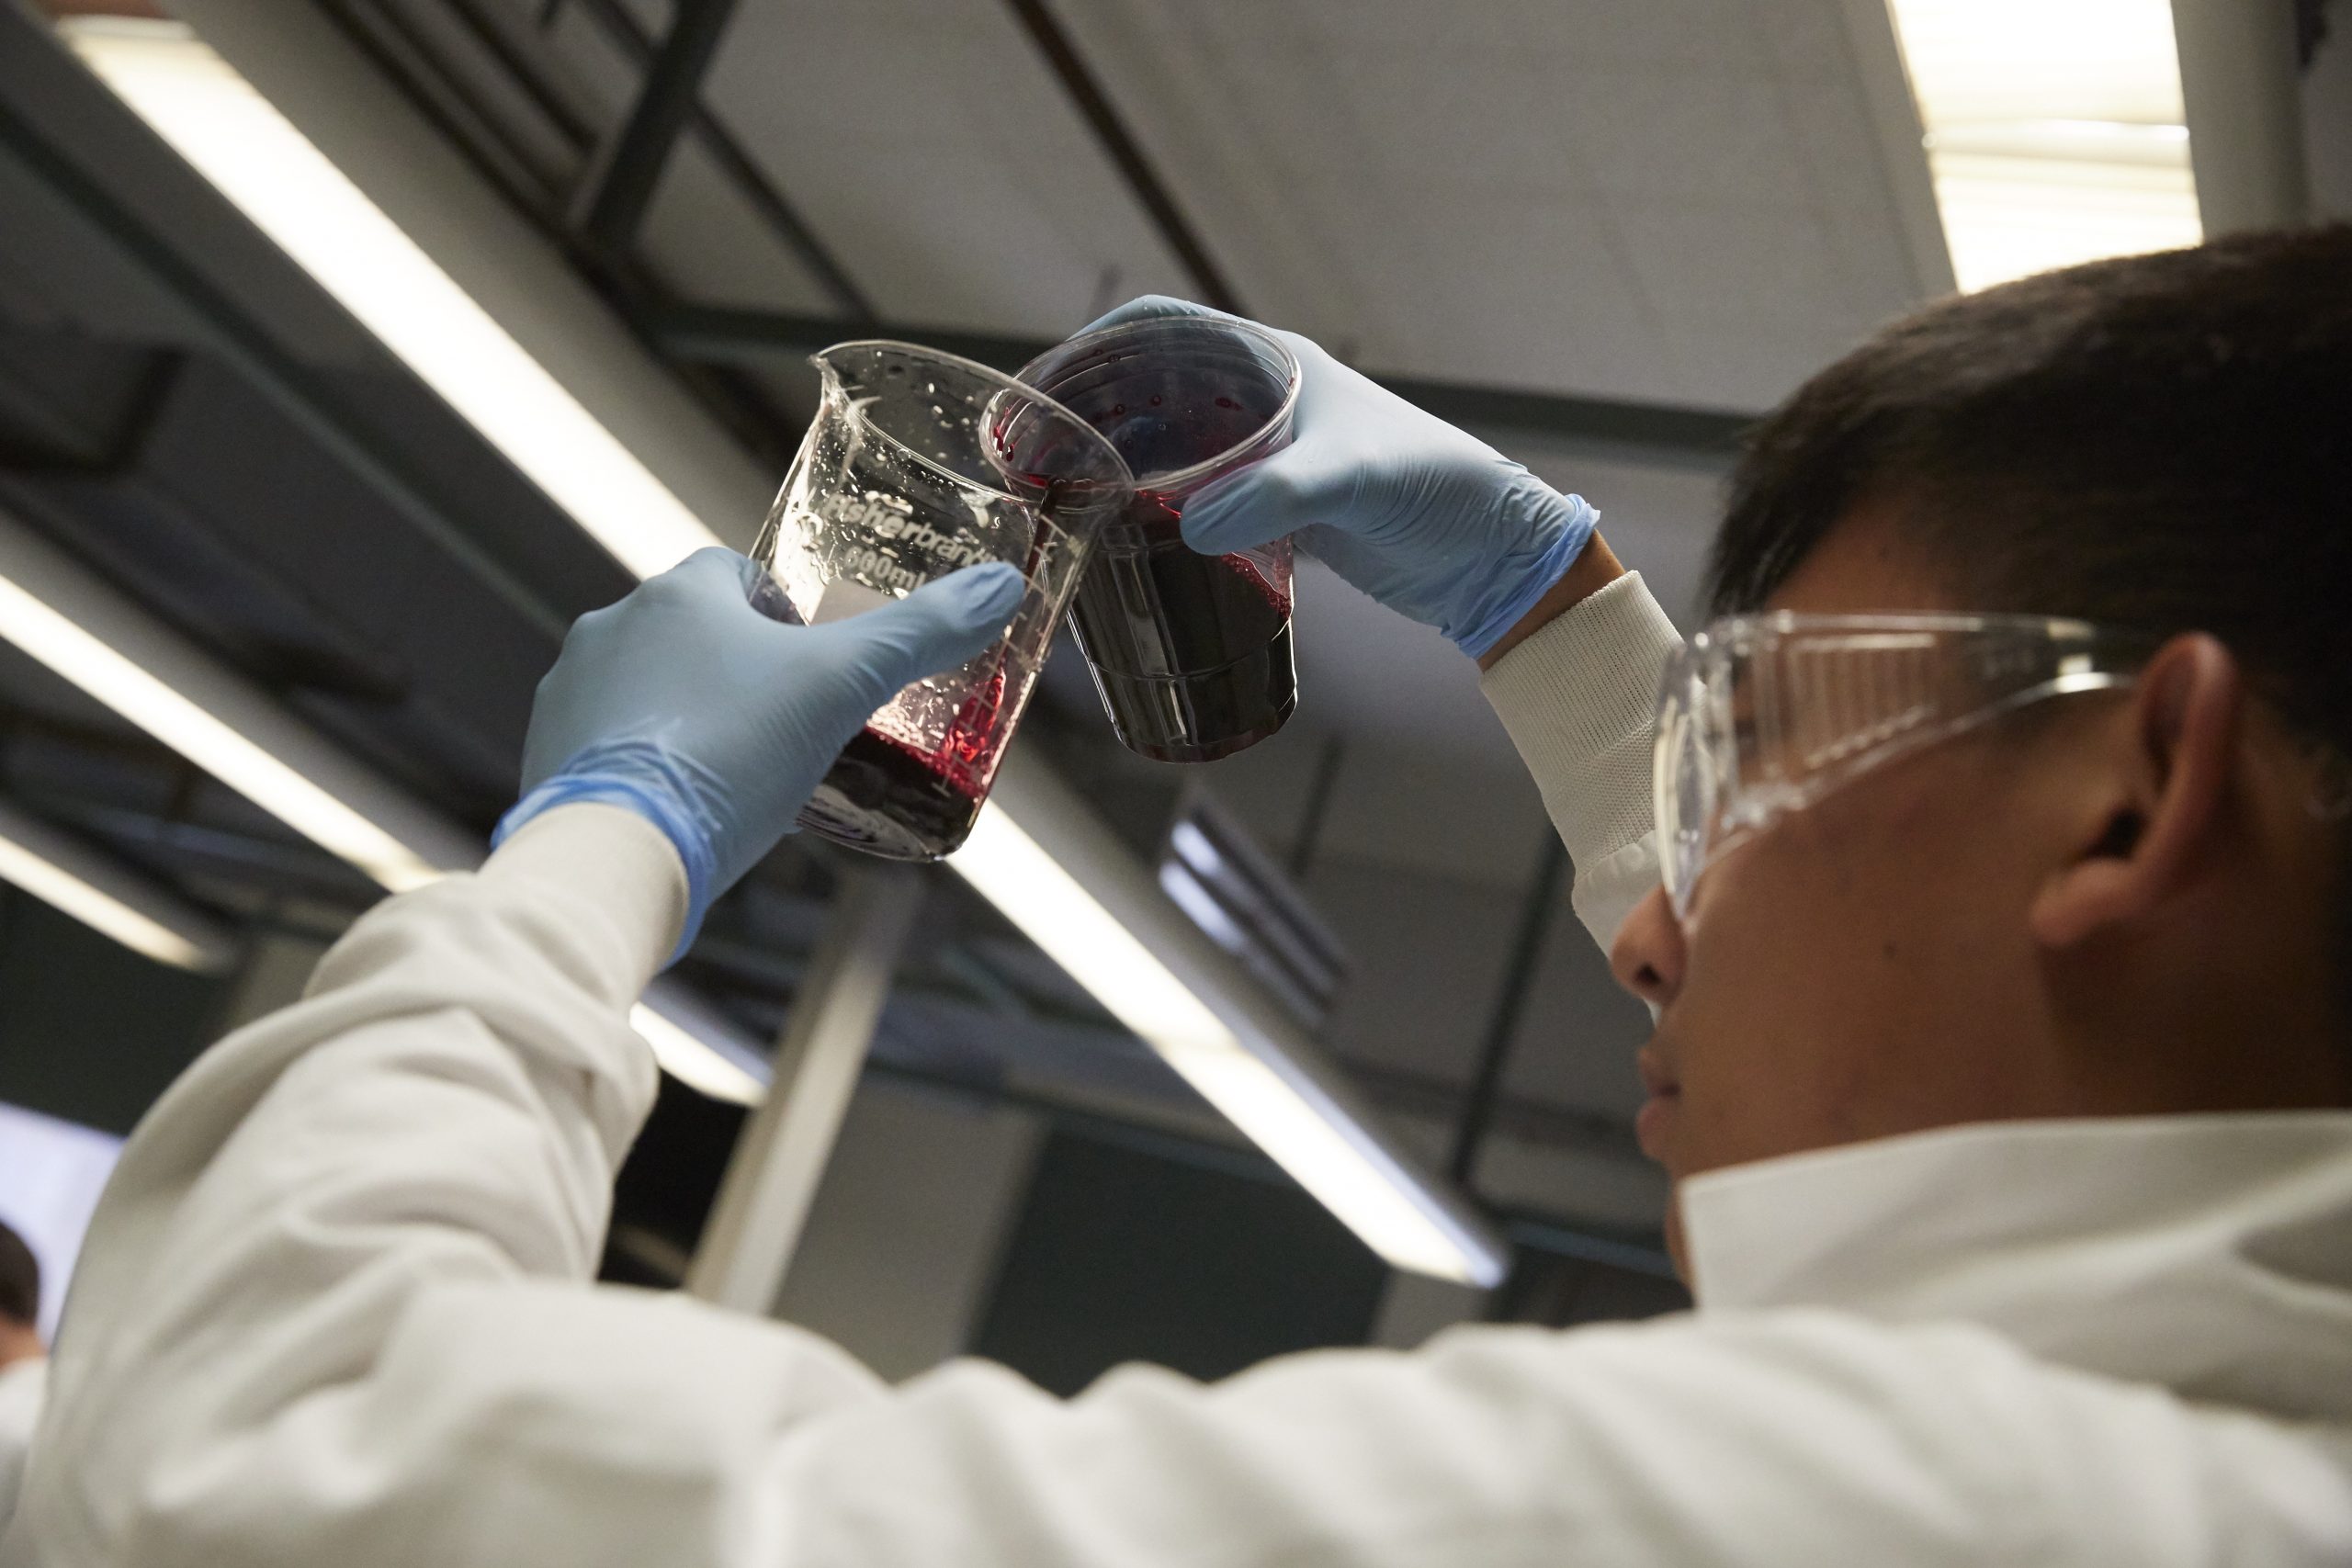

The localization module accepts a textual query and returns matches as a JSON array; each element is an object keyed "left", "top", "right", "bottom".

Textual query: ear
[{"left": 2030, "top": 634, "right": 2242, "bottom": 951}]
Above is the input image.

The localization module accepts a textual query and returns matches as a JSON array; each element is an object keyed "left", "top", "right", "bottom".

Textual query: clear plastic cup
[
  {"left": 1016, "top": 317, "right": 1303, "bottom": 763},
  {"left": 752, "top": 341, "right": 1133, "bottom": 859}
]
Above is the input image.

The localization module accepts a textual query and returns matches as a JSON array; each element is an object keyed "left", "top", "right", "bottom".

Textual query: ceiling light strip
[
  {"left": 62, "top": 17, "right": 720, "bottom": 581},
  {"left": 0, "top": 503, "right": 767, "bottom": 1102},
  {"left": 969, "top": 753, "right": 1510, "bottom": 1286},
  {"left": 0, "top": 513, "right": 472, "bottom": 890},
  {"left": 1881, "top": 0, "right": 2201, "bottom": 291},
  {"left": 0, "top": 793, "right": 236, "bottom": 972}
]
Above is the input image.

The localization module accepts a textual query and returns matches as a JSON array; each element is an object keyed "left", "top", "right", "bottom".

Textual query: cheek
[
  {"left": 1676, "top": 843, "right": 1891, "bottom": 1158},
  {"left": 1670, "top": 795, "right": 2010, "bottom": 1168}
]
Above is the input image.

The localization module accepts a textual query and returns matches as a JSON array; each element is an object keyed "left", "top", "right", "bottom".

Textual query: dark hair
[
  {"left": 0, "top": 1219, "right": 37, "bottom": 1329},
  {"left": 1708, "top": 225, "right": 2352, "bottom": 1036}
]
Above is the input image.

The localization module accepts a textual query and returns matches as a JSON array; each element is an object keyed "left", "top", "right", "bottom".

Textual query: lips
[
  {"left": 1635, "top": 1047, "right": 1679, "bottom": 1101},
  {"left": 1634, "top": 1045, "right": 1680, "bottom": 1161}
]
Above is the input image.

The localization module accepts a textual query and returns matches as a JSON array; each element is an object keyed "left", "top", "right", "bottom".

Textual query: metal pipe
[
  {"left": 569, "top": 0, "right": 741, "bottom": 254},
  {"left": 685, "top": 866, "right": 922, "bottom": 1313},
  {"left": 1447, "top": 834, "right": 1567, "bottom": 1185},
  {"left": 565, "top": 0, "right": 876, "bottom": 317},
  {"left": 997, "top": 0, "right": 1245, "bottom": 313},
  {"left": 442, "top": 0, "right": 597, "bottom": 152},
  {"left": 0, "top": 792, "right": 239, "bottom": 972}
]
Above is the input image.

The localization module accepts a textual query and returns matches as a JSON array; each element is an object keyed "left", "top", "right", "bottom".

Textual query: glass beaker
[
  {"left": 1016, "top": 317, "right": 1303, "bottom": 763},
  {"left": 752, "top": 341, "right": 1132, "bottom": 860}
]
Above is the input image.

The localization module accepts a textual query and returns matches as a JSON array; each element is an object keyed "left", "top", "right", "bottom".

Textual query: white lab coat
[
  {"left": 0, "top": 1359, "right": 43, "bottom": 1533},
  {"left": 7, "top": 573, "right": 2352, "bottom": 1566}
]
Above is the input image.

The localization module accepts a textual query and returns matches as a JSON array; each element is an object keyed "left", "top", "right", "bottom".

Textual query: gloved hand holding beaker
[
  {"left": 496, "top": 547, "right": 1024, "bottom": 957},
  {"left": 1081, "top": 297, "right": 1598, "bottom": 661}
]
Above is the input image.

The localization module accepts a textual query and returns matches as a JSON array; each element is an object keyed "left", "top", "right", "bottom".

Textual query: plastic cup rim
[
  {"left": 1015, "top": 315, "right": 1304, "bottom": 496},
  {"left": 809, "top": 338, "right": 1137, "bottom": 510}
]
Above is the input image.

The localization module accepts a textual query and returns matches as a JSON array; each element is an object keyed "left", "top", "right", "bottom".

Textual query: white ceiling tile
[
  {"left": 1546, "top": 0, "right": 1772, "bottom": 69},
  {"left": 671, "top": 0, "right": 1927, "bottom": 405},
  {"left": 1657, "top": 307, "right": 1865, "bottom": 406},
  {"left": 638, "top": 141, "right": 841, "bottom": 314},
  {"left": 1329, "top": 49, "right": 1589, "bottom": 195},
  {"left": 1563, "top": 67, "right": 1808, "bottom": 205},
  {"left": 1742, "top": 0, "right": 1868, "bottom": 80},
  {"left": 1611, "top": 197, "right": 1848, "bottom": 321},
  {"left": 1360, "top": 194, "right": 1679, "bottom": 400}
]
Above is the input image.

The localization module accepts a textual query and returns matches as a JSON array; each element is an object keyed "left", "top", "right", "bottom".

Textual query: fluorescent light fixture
[
  {"left": 1883, "top": 0, "right": 2201, "bottom": 291},
  {"left": 0, "top": 795, "right": 234, "bottom": 972},
  {"left": 956, "top": 798, "right": 1507, "bottom": 1285},
  {"left": 0, "top": 502, "right": 767, "bottom": 1102},
  {"left": 634, "top": 985, "right": 770, "bottom": 1107},
  {"left": 0, "top": 567, "right": 445, "bottom": 894},
  {"left": 61, "top": 17, "right": 721, "bottom": 580}
]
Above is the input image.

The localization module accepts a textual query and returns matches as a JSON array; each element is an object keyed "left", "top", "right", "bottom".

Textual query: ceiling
[{"left": 626, "top": 0, "right": 1941, "bottom": 408}]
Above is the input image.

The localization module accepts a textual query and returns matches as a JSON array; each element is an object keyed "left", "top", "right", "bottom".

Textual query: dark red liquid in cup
[
  {"left": 1070, "top": 488, "right": 1295, "bottom": 763},
  {"left": 1039, "top": 377, "right": 1300, "bottom": 764}
]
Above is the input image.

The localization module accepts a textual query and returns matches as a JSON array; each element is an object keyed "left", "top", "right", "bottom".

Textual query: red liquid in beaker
[
  {"left": 808, "top": 659, "right": 1007, "bottom": 860},
  {"left": 1069, "top": 486, "right": 1296, "bottom": 764}
]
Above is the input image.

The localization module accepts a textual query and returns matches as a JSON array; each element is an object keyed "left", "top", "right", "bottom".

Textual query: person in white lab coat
[
  {"left": 0, "top": 1221, "right": 47, "bottom": 1532},
  {"left": 9, "top": 225, "right": 2352, "bottom": 1566}
]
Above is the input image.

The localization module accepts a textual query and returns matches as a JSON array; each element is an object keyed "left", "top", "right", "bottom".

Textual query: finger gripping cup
[
  {"left": 1017, "top": 318, "right": 1303, "bottom": 763},
  {"left": 752, "top": 342, "right": 1131, "bottom": 859}
]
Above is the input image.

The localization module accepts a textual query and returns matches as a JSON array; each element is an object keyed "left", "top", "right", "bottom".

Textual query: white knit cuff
[{"left": 1479, "top": 570, "right": 1683, "bottom": 874}]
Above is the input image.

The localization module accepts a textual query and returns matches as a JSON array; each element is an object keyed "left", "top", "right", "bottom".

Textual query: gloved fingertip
[
  {"left": 940, "top": 560, "right": 1025, "bottom": 624},
  {"left": 659, "top": 546, "right": 762, "bottom": 604},
  {"left": 677, "top": 544, "right": 751, "bottom": 578},
  {"left": 1178, "top": 471, "right": 1287, "bottom": 554},
  {"left": 1077, "top": 294, "right": 1223, "bottom": 336}
]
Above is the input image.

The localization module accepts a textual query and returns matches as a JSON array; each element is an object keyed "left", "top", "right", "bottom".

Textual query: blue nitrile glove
[
  {"left": 495, "top": 547, "right": 1024, "bottom": 958},
  {"left": 1079, "top": 297, "right": 1597, "bottom": 660}
]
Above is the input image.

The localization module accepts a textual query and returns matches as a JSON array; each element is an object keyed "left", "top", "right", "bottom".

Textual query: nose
[{"left": 1610, "top": 884, "right": 1685, "bottom": 1009}]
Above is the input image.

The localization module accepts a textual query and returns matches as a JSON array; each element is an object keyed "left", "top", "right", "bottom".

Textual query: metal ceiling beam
[
  {"left": 997, "top": 0, "right": 1246, "bottom": 314},
  {"left": 648, "top": 303, "right": 1755, "bottom": 471},
  {"left": 0, "top": 790, "right": 239, "bottom": 972},
  {"left": 688, "top": 865, "right": 921, "bottom": 1314},
  {"left": 566, "top": 0, "right": 876, "bottom": 318},
  {"left": 569, "top": 0, "right": 740, "bottom": 254},
  {"left": 1447, "top": 834, "right": 1566, "bottom": 1186}
]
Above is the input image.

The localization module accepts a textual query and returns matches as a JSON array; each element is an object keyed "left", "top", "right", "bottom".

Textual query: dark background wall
[{"left": 0, "top": 886, "right": 229, "bottom": 1134}]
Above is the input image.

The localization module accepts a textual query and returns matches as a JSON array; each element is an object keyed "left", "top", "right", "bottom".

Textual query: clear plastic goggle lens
[{"left": 1654, "top": 658, "right": 1713, "bottom": 919}]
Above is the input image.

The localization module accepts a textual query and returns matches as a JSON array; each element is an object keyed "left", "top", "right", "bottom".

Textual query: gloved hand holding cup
[
  {"left": 1080, "top": 297, "right": 1599, "bottom": 661},
  {"left": 498, "top": 548, "right": 1026, "bottom": 956},
  {"left": 501, "top": 338, "right": 1135, "bottom": 960},
  {"left": 1017, "top": 316, "right": 1306, "bottom": 762}
]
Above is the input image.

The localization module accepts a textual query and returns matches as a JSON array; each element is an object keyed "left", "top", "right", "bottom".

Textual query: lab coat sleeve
[
  {"left": 1479, "top": 570, "right": 1683, "bottom": 949},
  {"left": 10, "top": 802, "right": 890, "bottom": 1567},
  {"left": 9, "top": 807, "right": 2332, "bottom": 1568}
]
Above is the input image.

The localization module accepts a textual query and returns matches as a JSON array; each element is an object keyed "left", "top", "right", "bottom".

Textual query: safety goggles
[{"left": 1653, "top": 612, "right": 2152, "bottom": 919}]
